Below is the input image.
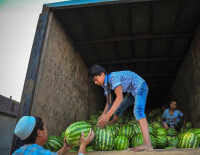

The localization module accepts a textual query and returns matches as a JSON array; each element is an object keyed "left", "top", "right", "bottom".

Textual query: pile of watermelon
[{"left": 44, "top": 106, "right": 200, "bottom": 152}]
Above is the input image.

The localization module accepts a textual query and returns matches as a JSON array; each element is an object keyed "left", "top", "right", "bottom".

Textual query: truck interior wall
[
  {"left": 167, "top": 24, "right": 200, "bottom": 128},
  {"left": 31, "top": 12, "right": 104, "bottom": 136}
]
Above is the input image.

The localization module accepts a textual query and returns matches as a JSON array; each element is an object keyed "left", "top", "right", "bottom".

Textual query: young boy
[
  {"left": 88, "top": 65, "right": 152, "bottom": 151},
  {"left": 12, "top": 116, "right": 94, "bottom": 155},
  {"left": 161, "top": 100, "right": 186, "bottom": 131}
]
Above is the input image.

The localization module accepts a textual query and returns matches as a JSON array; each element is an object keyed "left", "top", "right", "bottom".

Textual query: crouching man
[{"left": 12, "top": 116, "right": 94, "bottom": 155}]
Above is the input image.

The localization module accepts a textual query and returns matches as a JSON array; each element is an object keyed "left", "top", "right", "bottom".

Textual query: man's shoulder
[
  {"left": 110, "top": 70, "right": 132, "bottom": 76},
  {"left": 175, "top": 109, "right": 183, "bottom": 114},
  {"left": 12, "top": 144, "right": 57, "bottom": 155}
]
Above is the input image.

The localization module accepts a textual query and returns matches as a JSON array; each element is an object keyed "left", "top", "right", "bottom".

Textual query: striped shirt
[
  {"left": 12, "top": 144, "right": 57, "bottom": 155},
  {"left": 102, "top": 71, "right": 145, "bottom": 96}
]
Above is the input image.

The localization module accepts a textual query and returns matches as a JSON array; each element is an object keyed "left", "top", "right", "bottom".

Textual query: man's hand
[
  {"left": 97, "top": 114, "right": 110, "bottom": 128},
  {"left": 98, "top": 113, "right": 105, "bottom": 121},
  {"left": 79, "top": 129, "right": 94, "bottom": 154},
  {"left": 80, "top": 129, "right": 94, "bottom": 146},
  {"left": 63, "top": 138, "right": 72, "bottom": 151},
  {"left": 57, "top": 138, "right": 72, "bottom": 155}
]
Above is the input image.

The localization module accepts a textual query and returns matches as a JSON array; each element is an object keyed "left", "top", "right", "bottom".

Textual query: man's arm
[
  {"left": 182, "top": 113, "right": 187, "bottom": 127},
  {"left": 78, "top": 129, "right": 94, "bottom": 154},
  {"left": 97, "top": 85, "right": 123, "bottom": 128},
  {"left": 106, "top": 85, "right": 123, "bottom": 118},
  {"left": 57, "top": 138, "right": 71, "bottom": 155}
]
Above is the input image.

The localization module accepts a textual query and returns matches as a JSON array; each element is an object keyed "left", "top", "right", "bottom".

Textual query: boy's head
[
  {"left": 88, "top": 65, "right": 107, "bottom": 86},
  {"left": 169, "top": 100, "right": 178, "bottom": 110},
  {"left": 14, "top": 116, "right": 48, "bottom": 146}
]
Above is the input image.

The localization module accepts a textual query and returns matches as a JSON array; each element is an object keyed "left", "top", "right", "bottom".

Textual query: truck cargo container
[{"left": 12, "top": 0, "right": 200, "bottom": 154}]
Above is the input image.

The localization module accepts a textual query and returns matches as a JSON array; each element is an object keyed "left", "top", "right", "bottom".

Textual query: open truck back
[{"left": 12, "top": 0, "right": 200, "bottom": 154}]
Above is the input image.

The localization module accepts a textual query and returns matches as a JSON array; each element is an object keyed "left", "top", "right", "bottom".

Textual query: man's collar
[{"left": 104, "top": 74, "right": 111, "bottom": 87}]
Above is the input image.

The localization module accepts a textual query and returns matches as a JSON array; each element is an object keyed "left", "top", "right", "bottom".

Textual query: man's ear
[
  {"left": 37, "top": 129, "right": 43, "bottom": 137},
  {"left": 101, "top": 72, "right": 105, "bottom": 76}
]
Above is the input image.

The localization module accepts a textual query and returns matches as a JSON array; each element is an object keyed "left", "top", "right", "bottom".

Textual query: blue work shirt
[
  {"left": 102, "top": 71, "right": 145, "bottom": 96},
  {"left": 162, "top": 109, "right": 183, "bottom": 125},
  {"left": 12, "top": 144, "right": 57, "bottom": 155},
  {"left": 12, "top": 144, "right": 85, "bottom": 155}
]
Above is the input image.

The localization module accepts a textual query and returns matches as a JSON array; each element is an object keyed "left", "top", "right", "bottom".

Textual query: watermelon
[
  {"left": 118, "top": 124, "right": 134, "bottom": 139},
  {"left": 114, "top": 135, "right": 129, "bottom": 150},
  {"left": 156, "top": 135, "right": 167, "bottom": 148},
  {"left": 168, "top": 136, "right": 178, "bottom": 147},
  {"left": 178, "top": 132, "right": 199, "bottom": 148},
  {"left": 86, "top": 146, "right": 94, "bottom": 151},
  {"left": 68, "top": 147, "right": 79, "bottom": 152},
  {"left": 60, "top": 130, "right": 65, "bottom": 140},
  {"left": 131, "top": 134, "right": 143, "bottom": 147},
  {"left": 45, "top": 136, "right": 63, "bottom": 152},
  {"left": 131, "top": 134, "right": 156, "bottom": 149},
  {"left": 92, "top": 127, "right": 114, "bottom": 151},
  {"left": 165, "top": 146, "right": 174, "bottom": 150},
  {"left": 192, "top": 128, "right": 200, "bottom": 145},
  {"left": 65, "top": 121, "right": 91, "bottom": 147},
  {"left": 156, "top": 127, "right": 167, "bottom": 136},
  {"left": 131, "top": 123, "right": 141, "bottom": 135},
  {"left": 108, "top": 125, "right": 116, "bottom": 137},
  {"left": 186, "top": 122, "right": 192, "bottom": 129},
  {"left": 155, "top": 116, "right": 162, "bottom": 123},
  {"left": 148, "top": 124, "right": 157, "bottom": 137},
  {"left": 167, "top": 128, "right": 177, "bottom": 136},
  {"left": 150, "top": 135, "right": 157, "bottom": 149},
  {"left": 152, "top": 121, "right": 162, "bottom": 129}
]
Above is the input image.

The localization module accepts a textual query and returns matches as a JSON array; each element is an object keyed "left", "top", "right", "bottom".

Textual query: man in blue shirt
[
  {"left": 88, "top": 65, "right": 152, "bottom": 151},
  {"left": 161, "top": 100, "right": 186, "bottom": 131},
  {"left": 12, "top": 116, "right": 94, "bottom": 155}
]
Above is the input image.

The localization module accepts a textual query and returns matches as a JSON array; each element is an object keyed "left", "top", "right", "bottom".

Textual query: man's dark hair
[
  {"left": 88, "top": 65, "right": 107, "bottom": 79},
  {"left": 22, "top": 116, "right": 44, "bottom": 144},
  {"left": 170, "top": 99, "right": 179, "bottom": 106}
]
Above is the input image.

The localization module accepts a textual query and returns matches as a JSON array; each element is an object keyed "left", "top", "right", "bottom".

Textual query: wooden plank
[
  {"left": 65, "top": 148, "right": 200, "bottom": 155},
  {"left": 75, "top": 33, "right": 194, "bottom": 45},
  {"left": 87, "top": 57, "right": 184, "bottom": 65}
]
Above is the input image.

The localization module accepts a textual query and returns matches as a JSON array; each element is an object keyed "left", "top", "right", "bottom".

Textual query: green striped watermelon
[
  {"left": 92, "top": 127, "right": 114, "bottom": 151},
  {"left": 152, "top": 121, "right": 162, "bottom": 129},
  {"left": 68, "top": 147, "right": 79, "bottom": 152},
  {"left": 45, "top": 136, "right": 63, "bottom": 152},
  {"left": 185, "top": 122, "right": 192, "bottom": 129},
  {"left": 192, "top": 128, "right": 200, "bottom": 146},
  {"left": 168, "top": 136, "right": 178, "bottom": 147},
  {"left": 118, "top": 124, "right": 134, "bottom": 139},
  {"left": 131, "top": 123, "right": 141, "bottom": 135},
  {"left": 150, "top": 135, "right": 157, "bottom": 149},
  {"left": 156, "top": 127, "right": 167, "bottom": 136},
  {"left": 178, "top": 132, "right": 199, "bottom": 148},
  {"left": 155, "top": 116, "right": 161, "bottom": 123},
  {"left": 148, "top": 124, "right": 157, "bottom": 137},
  {"left": 114, "top": 135, "right": 129, "bottom": 150},
  {"left": 156, "top": 135, "right": 167, "bottom": 149},
  {"left": 131, "top": 133, "right": 143, "bottom": 147},
  {"left": 108, "top": 125, "right": 117, "bottom": 137},
  {"left": 86, "top": 146, "right": 94, "bottom": 152},
  {"left": 167, "top": 128, "right": 177, "bottom": 136},
  {"left": 60, "top": 130, "right": 65, "bottom": 140},
  {"left": 131, "top": 134, "right": 156, "bottom": 148},
  {"left": 65, "top": 121, "right": 91, "bottom": 147},
  {"left": 165, "top": 146, "right": 174, "bottom": 149}
]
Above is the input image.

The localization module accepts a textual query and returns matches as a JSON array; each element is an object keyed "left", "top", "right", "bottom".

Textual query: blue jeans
[{"left": 107, "top": 82, "right": 148, "bottom": 121}]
